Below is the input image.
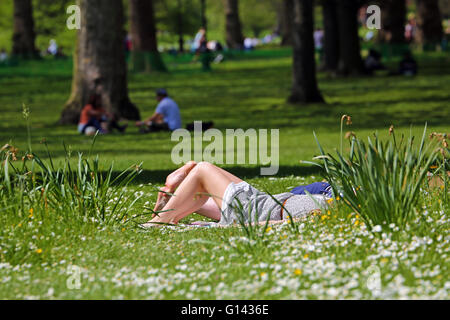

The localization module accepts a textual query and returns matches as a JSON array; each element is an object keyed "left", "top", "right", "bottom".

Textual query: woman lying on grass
[{"left": 142, "top": 161, "right": 332, "bottom": 228}]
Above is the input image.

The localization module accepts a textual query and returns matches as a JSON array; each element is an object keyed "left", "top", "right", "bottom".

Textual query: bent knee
[
  {"left": 192, "top": 161, "right": 214, "bottom": 174},
  {"left": 196, "top": 161, "right": 213, "bottom": 169}
]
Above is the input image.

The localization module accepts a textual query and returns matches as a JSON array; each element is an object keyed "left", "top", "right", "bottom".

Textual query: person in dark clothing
[
  {"left": 398, "top": 51, "right": 418, "bottom": 76},
  {"left": 364, "top": 49, "right": 385, "bottom": 75}
]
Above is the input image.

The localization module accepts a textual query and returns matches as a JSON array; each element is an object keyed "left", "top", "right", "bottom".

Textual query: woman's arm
[{"left": 87, "top": 108, "right": 104, "bottom": 118}]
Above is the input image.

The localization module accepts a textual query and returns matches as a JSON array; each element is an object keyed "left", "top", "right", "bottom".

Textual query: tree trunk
[
  {"left": 415, "top": 0, "right": 443, "bottom": 47},
  {"left": 336, "top": 0, "right": 364, "bottom": 75},
  {"left": 279, "top": 0, "right": 294, "bottom": 46},
  {"left": 12, "top": 0, "right": 38, "bottom": 58},
  {"left": 129, "top": 0, "right": 167, "bottom": 72},
  {"left": 224, "top": 0, "right": 244, "bottom": 49},
  {"left": 378, "top": 0, "right": 406, "bottom": 44},
  {"left": 289, "top": 0, "right": 324, "bottom": 104},
  {"left": 61, "top": 0, "right": 140, "bottom": 125},
  {"left": 200, "top": 0, "right": 207, "bottom": 30},
  {"left": 177, "top": 0, "right": 184, "bottom": 53},
  {"left": 321, "top": 0, "right": 339, "bottom": 72}
]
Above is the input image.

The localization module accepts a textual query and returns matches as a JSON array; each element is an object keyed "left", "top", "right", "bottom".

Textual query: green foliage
[
  {"left": 0, "top": 126, "right": 143, "bottom": 229},
  {"left": 0, "top": 51, "right": 448, "bottom": 299},
  {"left": 239, "top": 0, "right": 278, "bottom": 38},
  {"left": 32, "top": 0, "right": 76, "bottom": 53},
  {"left": 311, "top": 124, "right": 441, "bottom": 231},
  {"left": 0, "top": 0, "right": 13, "bottom": 51},
  {"left": 155, "top": 0, "right": 203, "bottom": 43}
]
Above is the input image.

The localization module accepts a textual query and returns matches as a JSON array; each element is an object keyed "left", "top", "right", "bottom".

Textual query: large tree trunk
[
  {"left": 336, "top": 0, "right": 364, "bottom": 75},
  {"left": 224, "top": 0, "right": 244, "bottom": 49},
  {"left": 321, "top": 0, "right": 339, "bottom": 72},
  {"left": 415, "top": 0, "right": 443, "bottom": 47},
  {"left": 12, "top": 0, "right": 38, "bottom": 58},
  {"left": 61, "top": 0, "right": 140, "bottom": 125},
  {"left": 129, "top": 0, "right": 167, "bottom": 72},
  {"left": 288, "top": 0, "right": 324, "bottom": 104},
  {"left": 279, "top": 0, "right": 294, "bottom": 46},
  {"left": 378, "top": 0, "right": 406, "bottom": 44}
]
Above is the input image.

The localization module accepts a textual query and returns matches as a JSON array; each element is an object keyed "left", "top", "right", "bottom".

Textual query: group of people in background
[{"left": 0, "top": 39, "right": 66, "bottom": 64}]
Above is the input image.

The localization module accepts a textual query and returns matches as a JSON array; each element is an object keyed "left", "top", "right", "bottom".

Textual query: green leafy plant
[
  {"left": 309, "top": 123, "right": 440, "bottom": 231},
  {"left": 1, "top": 107, "right": 143, "bottom": 227}
]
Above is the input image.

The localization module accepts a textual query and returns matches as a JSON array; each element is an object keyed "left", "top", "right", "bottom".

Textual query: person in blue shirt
[{"left": 136, "top": 89, "right": 182, "bottom": 133}]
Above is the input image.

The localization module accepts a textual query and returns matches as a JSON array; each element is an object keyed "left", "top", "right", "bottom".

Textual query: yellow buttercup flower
[
  {"left": 303, "top": 254, "right": 309, "bottom": 259},
  {"left": 36, "top": 249, "right": 43, "bottom": 254},
  {"left": 294, "top": 269, "right": 302, "bottom": 276}
]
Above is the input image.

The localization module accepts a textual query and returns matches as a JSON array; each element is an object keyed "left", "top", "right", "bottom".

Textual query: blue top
[
  {"left": 155, "top": 97, "right": 182, "bottom": 131},
  {"left": 290, "top": 182, "right": 333, "bottom": 198}
]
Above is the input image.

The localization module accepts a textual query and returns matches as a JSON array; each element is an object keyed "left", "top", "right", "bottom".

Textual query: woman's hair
[{"left": 88, "top": 94, "right": 102, "bottom": 109}]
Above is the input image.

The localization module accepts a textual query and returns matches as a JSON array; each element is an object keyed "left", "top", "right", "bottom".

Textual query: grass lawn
[{"left": 0, "top": 49, "right": 448, "bottom": 299}]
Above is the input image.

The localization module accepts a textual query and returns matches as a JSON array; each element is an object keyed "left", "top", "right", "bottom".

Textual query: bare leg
[
  {"left": 154, "top": 162, "right": 240, "bottom": 221},
  {"left": 153, "top": 161, "right": 198, "bottom": 213},
  {"left": 195, "top": 198, "right": 222, "bottom": 220},
  {"left": 144, "top": 162, "right": 242, "bottom": 226}
]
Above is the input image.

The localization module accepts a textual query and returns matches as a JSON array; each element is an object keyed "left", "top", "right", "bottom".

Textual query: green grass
[{"left": 0, "top": 50, "right": 449, "bottom": 299}]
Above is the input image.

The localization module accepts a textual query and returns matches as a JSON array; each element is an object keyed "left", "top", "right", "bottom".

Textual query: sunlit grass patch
[{"left": 0, "top": 51, "right": 448, "bottom": 299}]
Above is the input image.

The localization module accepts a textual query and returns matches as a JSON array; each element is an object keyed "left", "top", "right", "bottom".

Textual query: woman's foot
[
  {"left": 153, "top": 186, "right": 173, "bottom": 214},
  {"left": 152, "top": 162, "right": 197, "bottom": 214},
  {"left": 142, "top": 212, "right": 177, "bottom": 228}
]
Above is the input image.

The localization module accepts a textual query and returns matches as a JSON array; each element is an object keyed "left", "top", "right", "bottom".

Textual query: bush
[
  {"left": 0, "top": 135, "right": 143, "bottom": 227},
  {"left": 310, "top": 123, "right": 443, "bottom": 231}
]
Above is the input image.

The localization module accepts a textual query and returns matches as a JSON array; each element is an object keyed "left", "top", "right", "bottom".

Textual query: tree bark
[
  {"left": 289, "top": 0, "right": 324, "bottom": 104},
  {"left": 224, "top": 0, "right": 244, "bottom": 49},
  {"left": 200, "top": 0, "right": 207, "bottom": 31},
  {"left": 378, "top": 0, "right": 406, "bottom": 44},
  {"left": 279, "top": 0, "right": 294, "bottom": 46},
  {"left": 321, "top": 0, "right": 339, "bottom": 72},
  {"left": 129, "top": 0, "right": 167, "bottom": 72},
  {"left": 177, "top": 0, "right": 184, "bottom": 53},
  {"left": 12, "top": 0, "right": 38, "bottom": 58},
  {"left": 415, "top": 0, "right": 443, "bottom": 46},
  {"left": 336, "top": 0, "right": 364, "bottom": 75},
  {"left": 61, "top": 0, "right": 140, "bottom": 125}
]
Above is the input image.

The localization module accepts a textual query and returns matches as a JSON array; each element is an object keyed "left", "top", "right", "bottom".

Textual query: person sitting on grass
[
  {"left": 0, "top": 48, "right": 8, "bottom": 63},
  {"left": 141, "top": 161, "right": 331, "bottom": 228},
  {"left": 398, "top": 51, "right": 418, "bottom": 76},
  {"left": 78, "top": 94, "right": 127, "bottom": 135},
  {"left": 135, "top": 89, "right": 182, "bottom": 133},
  {"left": 364, "top": 49, "right": 385, "bottom": 75}
]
